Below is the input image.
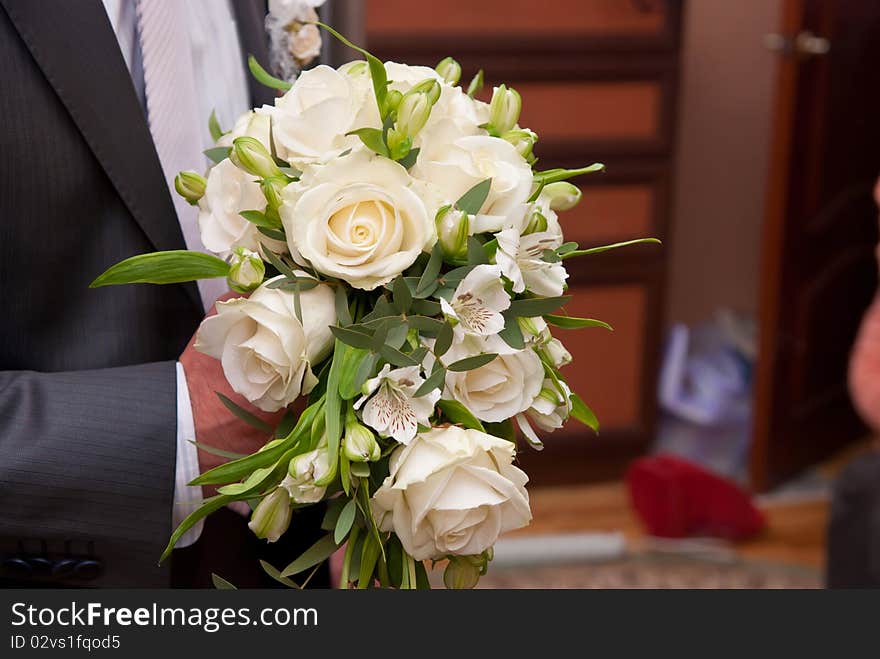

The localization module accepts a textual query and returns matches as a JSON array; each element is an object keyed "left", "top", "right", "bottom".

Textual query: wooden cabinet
[{"left": 365, "top": 0, "right": 684, "bottom": 484}]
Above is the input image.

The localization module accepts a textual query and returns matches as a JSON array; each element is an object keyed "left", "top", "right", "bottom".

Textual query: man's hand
[{"left": 180, "top": 292, "right": 284, "bottom": 488}]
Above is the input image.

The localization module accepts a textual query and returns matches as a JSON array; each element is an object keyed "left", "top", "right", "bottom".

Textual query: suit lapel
[
  {"left": 230, "top": 0, "right": 277, "bottom": 108},
  {"left": 0, "top": 0, "right": 202, "bottom": 313}
]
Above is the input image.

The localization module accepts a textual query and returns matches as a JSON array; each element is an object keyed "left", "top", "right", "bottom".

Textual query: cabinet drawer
[
  {"left": 517, "top": 80, "right": 661, "bottom": 145},
  {"left": 552, "top": 284, "right": 647, "bottom": 432},
  {"left": 560, "top": 183, "right": 655, "bottom": 246},
  {"left": 366, "top": 0, "right": 670, "bottom": 43}
]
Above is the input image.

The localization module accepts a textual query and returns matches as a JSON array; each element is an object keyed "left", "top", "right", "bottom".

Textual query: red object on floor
[{"left": 625, "top": 454, "right": 766, "bottom": 541}]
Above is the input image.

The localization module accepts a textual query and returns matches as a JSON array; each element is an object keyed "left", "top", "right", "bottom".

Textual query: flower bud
[
  {"left": 541, "top": 336, "right": 572, "bottom": 368},
  {"left": 518, "top": 316, "right": 545, "bottom": 339},
  {"left": 523, "top": 210, "right": 548, "bottom": 235},
  {"left": 384, "top": 89, "right": 404, "bottom": 116},
  {"left": 174, "top": 171, "right": 206, "bottom": 206},
  {"left": 343, "top": 418, "right": 380, "bottom": 463},
  {"left": 542, "top": 181, "right": 582, "bottom": 211},
  {"left": 230, "top": 136, "right": 282, "bottom": 179},
  {"left": 227, "top": 247, "right": 266, "bottom": 293},
  {"left": 248, "top": 487, "right": 292, "bottom": 543},
  {"left": 396, "top": 92, "right": 433, "bottom": 138},
  {"left": 409, "top": 78, "right": 442, "bottom": 105},
  {"left": 435, "top": 205, "right": 469, "bottom": 261},
  {"left": 489, "top": 84, "right": 521, "bottom": 135},
  {"left": 260, "top": 177, "right": 286, "bottom": 214},
  {"left": 443, "top": 556, "right": 481, "bottom": 589},
  {"left": 501, "top": 128, "right": 537, "bottom": 160},
  {"left": 435, "top": 57, "right": 461, "bottom": 85}
]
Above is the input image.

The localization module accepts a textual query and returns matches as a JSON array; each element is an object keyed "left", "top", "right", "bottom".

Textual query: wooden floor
[{"left": 513, "top": 481, "right": 829, "bottom": 569}]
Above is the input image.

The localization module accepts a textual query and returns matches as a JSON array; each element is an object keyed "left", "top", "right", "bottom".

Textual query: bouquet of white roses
[{"left": 92, "top": 25, "right": 657, "bottom": 589}]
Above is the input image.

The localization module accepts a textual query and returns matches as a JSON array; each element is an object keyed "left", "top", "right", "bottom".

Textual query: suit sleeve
[{"left": 0, "top": 362, "right": 178, "bottom": 587}]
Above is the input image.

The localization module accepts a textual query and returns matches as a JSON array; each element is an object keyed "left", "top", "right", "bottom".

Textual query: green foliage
[
  {"left": 90, "top": 250, "right": 229, "bottom": 287},
  {"left": 247, "top": 54, "right": 292, "bottom": 91},
  {"left": 456, "top": 178, "right": 492, "bottom": 214}
]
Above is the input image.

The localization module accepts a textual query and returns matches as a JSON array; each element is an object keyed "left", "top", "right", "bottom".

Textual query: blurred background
[{"left": 324, "top": 0, "right": 880, "bottom": 587}]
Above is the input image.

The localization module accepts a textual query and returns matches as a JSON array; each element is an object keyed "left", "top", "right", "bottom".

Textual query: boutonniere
[{"left": 265, "top": 0, "right": 327, "bottom": 82}]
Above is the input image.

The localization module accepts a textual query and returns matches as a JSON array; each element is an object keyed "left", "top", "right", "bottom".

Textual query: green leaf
[
  {"left": 280, "top": 533, "right": 340, "bottom": 577},
  {"left": 498, "top": 311, "right": 525, "bottom": 350},
  {"left": 347, "top": 127, "right": 389, "bottom": 157},
  {"left": 447, "top": 353, "right": 497, "bottom": 372},
  {"left": 334, "top": 286, "right": 352, "bottom": 326},
  {"left": 396, "top": 146, "right": 420, "bottom": 169},
  {"left": 437, "top": 399, "right": 485, "bottom": 432},
  {"left": 413, "top": 366, "right": 445, "bottom": 398},
  {"left": 318, "top": 344, "right": 345, "bottom": 486},
  {"left": 407, "top": 315, "right": 445, "bottom": 335},
  {"left": 259, "top": 560, "right": 301, "bottom": 589},
  {"left": 570, "top": 393, "right": 599, "bottom": 432},
  {"left": 392, "top": 276, "right": 412, "bottom": 314},
  {"left": 215, "top": 392, "right": 272, "bottom": 434},
  {"left": 466, "top": 236, "right": 489, "bottom": 265},
  {"left": 321, "top": 497, "right": 347, "bottom": 531},
  {"left": 434, "top": 322, "right": 454, "bottom": 357},
  {"left": 208, "top": 109, "right": 225, "bottom": 142},
  {"left": 240, "top": 209, "right": 281, "bottom": 230},
  {"left": 533, "top": 163, "right": 605, "bottom": 185},
  {"left": 204, "top": 146, "right": 232, "bottom": 163},
  {"left": 334, "top": 499, "right": 358, "bottom": 545},
  {"left": 258, "top": 226, "right": 287, "bottom": 242},
  {"left": 266, "top": 276, "right": 319, "bottom": 291},
  {"left": 247, "top": 54, "right": 292, "bottom": 91},
  {"left": 379, "top": 344, "right": 419, "bottom": 367},
  {"left": 340, "top": 453, "right": 351, "bottom": 496},
  {"left": 211, "top": 573, "right": 237, "bottom": 590},
  {"left": 358, "top": 533, "right": 381, "bottom": 589},
  {"left": 90, "top": 250, "right": 229, "bottom": 287},
  {"left": 350, "top": 462, "right": 370, "bottom": 478},
  {"left": 314, "top": 22, "right": 388, "bottom": 119},
  {"left": 338, "top": 345, "right": 374, "bottom": 399},
  {"left": 261, "top": 247, "right": 296, "bottom": 280},
  {"left": 507, "top": 295, "right": 571, "bottom": 317},
  {"left": 466, "top": 69, "right": 484, "bottom": 98},
  {"left": 416, "top": 244, "right": 443, "bottom": 298},
  {"left": 187, "top": 440, "right": 247, "bottom": 461},
  {"left": 456, "top": 178, "right": 492, "bottom": 215},
  {"left": 329, "top": 326, "right": 374, "bottom": 350},
  {"left": 562, "top": 238, "right": 662, "bottom": 259},
  {"left": 544, "top": 314, "right": 613, "bottom": 331},
  {"left": 411, "top": 299, "right": 442, "bottom": 316},
  {"left": 485, "top": 418, "right": 516, "bottom": 442},
  {"left": 557, "top": 242, "right": 579, "bottom": 255},
  {"left": 160, "top": 495, "right": 233, "bottom": 563}
]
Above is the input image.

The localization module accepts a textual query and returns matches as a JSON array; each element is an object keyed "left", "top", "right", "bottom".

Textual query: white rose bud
[
  {"left": 435, "top": 57, "right": 462, "bottom": 85},
  {"left": 343, "top": 418, "right": 381, "bottom": 463},
  {"left": 543, "top": 181, "right": 582, "bottom": 211},
  {"left": 227, "top": 247, "right": 266, "bottom": 293},
  {"left": 489, "top": 84, "right": 521, "bottom": 136},
  {"left": 443, "top": 556, "right": 482, "bottom": 589},
  {"left": 248, "top": 487, "right": 292, "bottom": 543},
  {"left": 231, "top": 136, "right": 282, "bottom": 180},
  {"left": 174, "top": 171, "right": 206, "bottom": 206},
  {"left": 501, "top": 128, "right": 537, "bottom": 160},
  {"left": 435, "top": 205, "right": 469, "bottom": 261}
]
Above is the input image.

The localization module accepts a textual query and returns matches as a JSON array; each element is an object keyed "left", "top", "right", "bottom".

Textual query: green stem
[{"left": 339, "top": 524, "right": 361, "bottom": 589}]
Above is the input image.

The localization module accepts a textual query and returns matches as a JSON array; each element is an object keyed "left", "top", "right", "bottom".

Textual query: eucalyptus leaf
[
  {"left": 507, "top": 295, "right": 571, "bottom": 317},
  {"left": 329, "top": 326, "right": 374, "bottom": 350},
  {"left": 211, "top": 573, "right": 237, "bottom": 590},
  {"left": 407, "top": 315, "right": 445, "bottom": 335},
  {"left": 466, "top": 236, "right": 489, "bottom": 265},
  {"left": 240, "top": 209, "right": 281, "bottom": 229},
  {"left": 416, "top": 244, "right": 443, "bottom": 297},
  {"left": 258, "top": 227, "right": 287, "bottom": 242},
  {"left": 91, "top": 250, "right": 229, "bottom": 287},
  {"left": 447, "top": 353, "right": 497, "bottom": 372},
  {"left": 335, "top": 286, "right": 352, "bottom": 326},
  {"left": 544, "top": 314, "right": 613, "bottom": 331},
  {"left": 411, "top": 299, "right": 442, "bottom": 316},
  {"left": 247, "top": 54, "right": 292, "bottom": 91},
  {"left": 379, "top": 344, "right": 419, "bottom": 367},
  {"left": 280, "top": 533, "right": 340, "bottom": 577},
  {"left": 437, "top": 399, "right": 485, "bottom": 432},
  {"left": 456, "top": 178, "right": 492, "bottom": 215},
  {"left": 413, "top": 366, "right": 445, "bottom": 398},
  {"left": 334, "top": 499, "right": 358, "bottom": 545},
  {"left": 261, "top": 247, "right": 297, "bottom": 280},
  {"left": 434, "top": 322, "right": 454, "bottom": 357},
  {"left": 392, "top": 276, "right": 412, "bottom": 314},
  {"left": 204, "top": 146, "right": 232, "bottom": 163},
  {"left": 259, "top": 560, "right": 301, "bottom": 589},
  {"left": 498, "top": 311, "right": 525, "bottom": 350}
]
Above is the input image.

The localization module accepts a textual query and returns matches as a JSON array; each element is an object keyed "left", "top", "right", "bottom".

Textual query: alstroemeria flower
[
  {"left": 355, "top": 365, "right": 440, "bottom": 445},
  {"left": 440, "top": 264, "right": 511, "bottom": 338},
  {"left": 495, "top": 228, "right": 568, "bottom": 297}
]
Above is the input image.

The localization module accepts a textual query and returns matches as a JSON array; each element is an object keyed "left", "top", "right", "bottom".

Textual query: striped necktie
[{"left": 136, "top": 0, "right": 227, "bottom": 310}]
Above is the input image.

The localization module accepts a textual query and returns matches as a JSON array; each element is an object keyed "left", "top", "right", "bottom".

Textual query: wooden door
[{"left": 752, "top": 0, "right": 880, "bottom": 490}]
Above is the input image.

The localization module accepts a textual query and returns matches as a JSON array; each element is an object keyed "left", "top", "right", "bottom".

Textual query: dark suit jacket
[{"left": 0, "top": 0, "right": 289, "bottom": 587}]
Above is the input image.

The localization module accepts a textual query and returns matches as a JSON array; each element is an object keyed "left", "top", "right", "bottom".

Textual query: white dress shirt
[{"left": 102, "top": 0, "right": 253, "bottom": 547}]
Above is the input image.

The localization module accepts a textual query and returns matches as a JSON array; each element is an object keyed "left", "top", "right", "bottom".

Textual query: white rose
[
  {"left": 527, "top": 379, "right": 572, "bottom": 432},
  {"left": 442, "top": 336, "right": 544, "bottom": 422},
  {"left": 217, "top": 110, "right": 272, "bottom": 149},
  {"left": 371, "top": 426, "right": 531, "bottom": 560},
  {"left": 264, "top": 65, "right": 379, "bottom": 166},
  {"left": 281, "top": 150, "right": 433, "bottom": 290},
  {"left": 194, "top": 274, "right": 335, "bottom": 412},
  {"left": 281, "top": 443, "right": 331, "bottom": 503},
  {"left": 412, "top": 134, "right": 532, "bottom": 228},
  {"left": 197, "top": 159, "right": 267, "bottom": 256}
]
